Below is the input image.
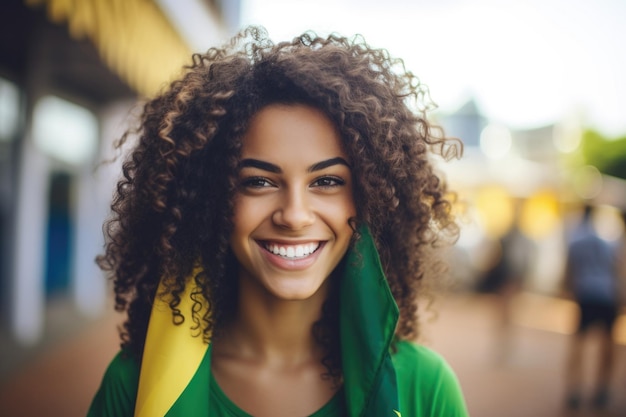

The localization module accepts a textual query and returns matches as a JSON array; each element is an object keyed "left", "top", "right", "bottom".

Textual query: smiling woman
[{"left": 87, "top": 26, "right": 468, "bottom": 417}]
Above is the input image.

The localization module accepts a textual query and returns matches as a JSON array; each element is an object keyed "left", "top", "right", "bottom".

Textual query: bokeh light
[
  {"left": 33, "top": 96, "right": 98, "bottom": 165},
  {"left": 474, "top": 185, "right": 513, "bottom": 238},
  {"left": 519, "top": 191, "right": 560, "bottom": 240}
]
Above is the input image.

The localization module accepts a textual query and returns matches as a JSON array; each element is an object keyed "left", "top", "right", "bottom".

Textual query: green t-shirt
[
  {"left": 393, "top": 342, "right": 468, "bottom": 417},
  {"left": 87, "top": 341, "right": 467, "bottom": 417}
]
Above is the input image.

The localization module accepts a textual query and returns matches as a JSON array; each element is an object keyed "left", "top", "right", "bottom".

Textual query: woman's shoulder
[
  {"left": 392, "top": 340, "right": 451, "bottom": 373},
  {"left": 86, "top": 350, "right": 140, "bottom": 417},
  {"left": 103, "top": 350, "right": 141, "bottom": 376},
  {"left": 392, "top": 340, "right": 469, "bottom": 417}
]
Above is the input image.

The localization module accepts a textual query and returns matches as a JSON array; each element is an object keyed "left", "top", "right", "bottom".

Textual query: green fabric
[
  {"left": 86, "top": 351, "right": 139, "bottom": 417},
  {"left": 394, "top": 341, "right": 469, "bottom": 417},
  {"left": 86, "top": 227, "right": 469, "bottom": 417},
  {"left": 166, "top": 346, "right": 211, "bottom": 415},
  {"left": 339, "top": 226, "right": 400, "bottom": 417}
]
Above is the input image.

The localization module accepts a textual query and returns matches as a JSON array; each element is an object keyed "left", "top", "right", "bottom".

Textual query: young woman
[{"left": 88, "top": 27, "right": 469, "bottom": 417}]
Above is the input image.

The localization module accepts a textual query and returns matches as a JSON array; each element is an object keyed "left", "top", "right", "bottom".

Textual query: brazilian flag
[{"left": 134, "top": 226, "right": 401, "bottom": 416}]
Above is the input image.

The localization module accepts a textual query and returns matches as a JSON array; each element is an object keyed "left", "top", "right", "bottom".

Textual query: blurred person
[
  {"left": 618, "top": 210, "right": 626, "bottom": 304},
  {"left": 476, "top": 201, "right": 532, "bottom": 363},
  {"left": 86, "top": 27, "right": 469, "bottom": 416},
  {"left": 563, "top": 204, "right": 620, "bottom": 410}
]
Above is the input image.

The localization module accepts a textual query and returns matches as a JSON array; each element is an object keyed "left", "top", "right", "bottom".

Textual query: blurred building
[
  {"left": 0, "top": 0, "right": 239, "bottom": 377},
  {"left": 438, "top": 98, "right": 626, "bottom": 295}
]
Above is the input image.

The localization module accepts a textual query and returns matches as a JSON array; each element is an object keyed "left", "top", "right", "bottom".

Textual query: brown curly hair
[{"left": 97, "top": 26, "right": 461, "bottom": 376}]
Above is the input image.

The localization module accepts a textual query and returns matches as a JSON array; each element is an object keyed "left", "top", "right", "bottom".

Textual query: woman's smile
[
  {"left": 258, "top": 240, "right": 326, "bottom": 270},
  {"left": 262, "top": 240, "right": 322, "bottom": 260}
]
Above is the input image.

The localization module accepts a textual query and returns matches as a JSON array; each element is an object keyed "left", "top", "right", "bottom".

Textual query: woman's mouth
[{"left": 262, "top": 242, "right": 321, "bottom": 260}]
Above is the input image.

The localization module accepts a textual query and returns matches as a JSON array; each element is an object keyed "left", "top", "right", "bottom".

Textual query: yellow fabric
[
  {"left": 24, "top": 0, "right": 192, "bottom": 97},
  {"left": 134, "top": 271, "right": 210, "bottom": 417}
]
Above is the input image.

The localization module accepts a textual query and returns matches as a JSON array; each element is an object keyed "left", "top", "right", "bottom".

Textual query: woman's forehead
[{"left": 240, "top": 104, "right": 348, "bottom": 163}]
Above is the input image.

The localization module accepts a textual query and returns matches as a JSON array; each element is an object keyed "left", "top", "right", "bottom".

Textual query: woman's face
[{"left": 230, "top": 104, "right": 356, "bottom": 301}]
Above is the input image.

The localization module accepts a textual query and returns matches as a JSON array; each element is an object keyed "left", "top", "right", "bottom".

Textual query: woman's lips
[{"left": 257, "top": 240, "right": 326, "bottom": 270}]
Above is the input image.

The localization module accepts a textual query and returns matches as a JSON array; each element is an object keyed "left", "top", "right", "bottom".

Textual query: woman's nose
[{"left": 272, "top": 188, "right": 315, "bottom": 230}]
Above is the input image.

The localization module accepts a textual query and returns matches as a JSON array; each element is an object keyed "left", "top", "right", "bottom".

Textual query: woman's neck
[{"left": 214, "top": 277, "right": 330, "bottom": 367}]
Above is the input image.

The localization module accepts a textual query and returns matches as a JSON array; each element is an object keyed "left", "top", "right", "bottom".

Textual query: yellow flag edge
[{"left": 134, "top": 270, "right": 209, "bottom": 417}]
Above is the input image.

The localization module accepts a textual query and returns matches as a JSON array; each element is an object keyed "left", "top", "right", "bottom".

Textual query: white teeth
[{"left": 265, "top": 242, "right": 320, "bottom": 259}]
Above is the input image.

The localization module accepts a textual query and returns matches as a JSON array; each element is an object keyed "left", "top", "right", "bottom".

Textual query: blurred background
[{"left": 0, "top": 0, "right": 625, "bottom": 416}]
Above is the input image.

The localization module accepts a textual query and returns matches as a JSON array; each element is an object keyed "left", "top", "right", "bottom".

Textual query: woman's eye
[
  {"left": 241, "top": 177, "right": 273, "bottom": 188},
  {"left": 312, "top": 176, "right": 345, "bottom": 188}
]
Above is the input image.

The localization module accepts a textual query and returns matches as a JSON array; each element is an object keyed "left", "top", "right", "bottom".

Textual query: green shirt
[{"left": 87, "top": 340, "right": 467, "bottom": 417}]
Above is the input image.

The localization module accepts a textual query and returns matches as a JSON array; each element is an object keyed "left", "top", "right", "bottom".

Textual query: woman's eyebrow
[
  {"left": 308, "top": 157, "right": 351, "bottom": 172},
  {"left": 239, "top": 157, "right": 350, "bottom": 173},
  {"left": 239, "top": 159, "right": 281, "bottom": 173}
]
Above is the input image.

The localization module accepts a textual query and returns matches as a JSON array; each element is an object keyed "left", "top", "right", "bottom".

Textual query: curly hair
[{"left": 97, "top": 26, "right": 461, "bottom": 378}]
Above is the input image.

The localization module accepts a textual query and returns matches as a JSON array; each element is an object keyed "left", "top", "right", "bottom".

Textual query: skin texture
[
  {"left": 98, "top": 26, "right": 461, "bottom": 388},
  {"left": 213, "top": 104, "right": 355, "bottom": 416}
]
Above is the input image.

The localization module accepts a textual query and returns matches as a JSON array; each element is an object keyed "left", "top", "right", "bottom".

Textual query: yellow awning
[{"left": 25, "top": 0, "right": 193, "bottom": 97}]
